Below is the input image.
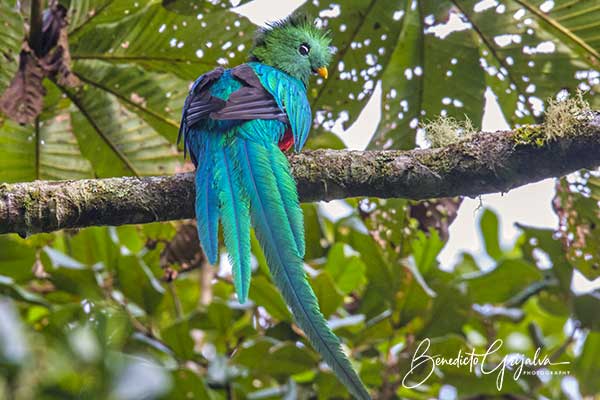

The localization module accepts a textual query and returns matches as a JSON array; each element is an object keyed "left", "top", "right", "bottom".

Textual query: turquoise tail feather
[
  {"left": 268, "top": 148, "right": 305, "bottom": 258},
  {"left": 194, "top": 134, "right": 252, "bottom": 303},
  {"left": 194, "top": 135, "right": 219, "bottom": 265},
  {"left": 236, "top": 138, "right": 370, "bottom": 400},
  {"left": 213, "top": 140, "right": 252, "bottom": 303}
]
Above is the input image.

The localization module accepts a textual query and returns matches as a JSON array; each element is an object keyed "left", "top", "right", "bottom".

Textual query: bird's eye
[{"left": 298, "top": 43, "right": 310, "bottom": 56}]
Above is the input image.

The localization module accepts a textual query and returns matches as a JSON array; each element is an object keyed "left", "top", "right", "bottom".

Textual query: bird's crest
[{"left": 252, "top": 13, "right": 331, "bottom": 50}]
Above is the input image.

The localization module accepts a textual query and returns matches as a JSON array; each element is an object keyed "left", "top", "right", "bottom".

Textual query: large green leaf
[
  {"left": 301, "top": 0, "right": 599, "bottom": 150},
  {"left": 519, "top": 0, "right": 600, "bottom": 70},
  {"left": 61, "top": 0, "right": 128, "bottom": 34},
  {"left": 72, "top": 60, "right": 187, "bottom": 143},
  {"left": 0, "top": 113, "right": 93, "bottom": 182},
  {"left": 456, "top": 0, "right": 595, "bottom": 122},
  {"left": 69, "top": 1, "right": 254, "bottom": 80},
  {"left": 0, "top": 1, "right": 23, "bottom": 94},
  {"left": 66, "top": 84, "right": 178, "bottom": 177},
  {"left": 373, "top": 1, "right": 485, "bottom": 149},
  {"left": 299, "top": 0, "right": 408, "bottom": 136},
  {"left": 162, "top": 0, "right": 255, "bottom": 15}
]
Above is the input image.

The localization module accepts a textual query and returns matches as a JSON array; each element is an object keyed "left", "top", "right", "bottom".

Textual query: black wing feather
[
  {"left": 179, "top": 64, "right": 289, "bottom": 163},
  {"left": 210, "top": 65, "right": 287, "bottom": 122},
  {"left": 178, "top": 67, "right": 226, "bottom": 160}
]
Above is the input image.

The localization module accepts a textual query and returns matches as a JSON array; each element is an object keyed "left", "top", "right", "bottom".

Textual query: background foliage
[{"left": 0, "top": 0, "right": 599, "bottom": 398}]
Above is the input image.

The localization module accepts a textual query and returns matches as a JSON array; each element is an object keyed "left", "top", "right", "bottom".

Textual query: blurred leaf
[
  {"left": 115, "top": 255, "right": 164, "bottom": 315},
  {"left": 554, "top": 175, "right": 600, "bottom": 280},
  {"left": 324, "top": 243, "right": 366, "bottom": 294},
  {"left": 0, "top": 51, "right": 47, "bottom": 125},
  {"left": 464, "top": 259, "right": 543, "bottom": 304},
  {"left": 480, "top": 208, "right": 502, "bottom": 260},
  {"left": 518, "top": 224, "right": 573, "bottom": 292},
  {"left": 249, "top": 275, "right": 291, "bottom": 322},
  {"left": 111, "top": 356, "right": 172, "bottom": 400},
  {"left": 68, "top": 324, "right": 101, "bottom": 363},
  {"left": 44, "top": 246, "right": 103, "bottom": 299},
  {"left": 166, "top": 369, "right": 212, "bottom": 400},
  {"left": 305, "top": 131, "right": 347, "bottom": 150},
  {"left": 61, "top": 0, "right": 115, "bottom": 34},
  {"left": 361, "top": 198, "right": 410, "bottom": 250},
  {"left": 113, "top": 226, "right": 145, "bottom": 255},
  {"left": 0, "top": 275, "right": 47, "bottom": 306},
  {"left": 234, "top": 339, "right": 317, "bottom": 377},
  {"left": 0, "top": 297, "right": 29, "bottom": 365},
  {"left": 336, "top": 225, "right": 395, "bottom": 318},
  {"left": 315, "top": 371, "right": 349, "bottom": 400},
  {"left": 161, "top": 318, "right": 194, "bottom": 360},
  {"left": 394, "top": 269, "right": 432, "bottom": 328},
  {"left": 64, "top": 226, "right": 120, "bottom": 268},
  {"left": 574, "top": 292, "right": 600, "bottom": 331},
  {"left": 267, "top": 343, "right": 318, "bottom": 376},
  {"left": 302, "top": 204, "right": 328, "bottom": 260},
  {"left": 0, "top": 234, "right": 36, "bottom": 282},
  {"left": 576, "top": 332, "right": 600, "bottom": 396},
  {"left": 310, "top": 271, "right": 343, "bottom": 318},
  {"left": 206, "top": 299, "right": 235, "bottom": 336},
  {"left": 410, "top": 229, "right": 444, "bottom": 276},
  {"left": 409, "top": 198, "right": 462, "bottom": 242},
  {"left": 420, "top": 285, "right": 470, "bottom": 338}
]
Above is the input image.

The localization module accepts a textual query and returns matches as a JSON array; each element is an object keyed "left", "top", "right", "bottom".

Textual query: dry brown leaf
[{"left": 0, "top": 3, "right": 78, "bottom": 124}]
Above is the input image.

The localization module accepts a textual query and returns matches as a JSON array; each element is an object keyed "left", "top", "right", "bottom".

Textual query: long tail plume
[
  {"left": 195, "top": 135, "right": 252, "bottom": 302},
  {"left": 235, "top": 137, "right": 370, "bottom": 400}
]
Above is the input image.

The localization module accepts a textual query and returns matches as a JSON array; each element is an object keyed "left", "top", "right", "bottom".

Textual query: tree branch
[
  {"left": 28, "top": 0, "right": 45, "bottom": 57},
  {"left": 1, "top": 117, "right": 599, "bottom": 236}
]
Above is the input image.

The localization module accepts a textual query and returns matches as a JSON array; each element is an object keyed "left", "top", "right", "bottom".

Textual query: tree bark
[{"left": 1, "top": 117, "right": 599, "bottom": 236}]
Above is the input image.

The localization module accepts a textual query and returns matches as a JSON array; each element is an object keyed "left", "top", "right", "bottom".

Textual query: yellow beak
[{"left": 316, "top": 66, "right": 328, "bottom": 79}]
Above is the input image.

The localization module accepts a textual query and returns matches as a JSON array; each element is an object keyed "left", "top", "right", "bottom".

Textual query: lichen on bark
[{"left": 1, "top": 117, "right": 599, "bottom": 235}]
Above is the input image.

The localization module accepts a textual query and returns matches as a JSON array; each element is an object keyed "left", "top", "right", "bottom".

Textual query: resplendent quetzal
[{"left": 178, "top": 14, "right": 370, "bottom": 400}]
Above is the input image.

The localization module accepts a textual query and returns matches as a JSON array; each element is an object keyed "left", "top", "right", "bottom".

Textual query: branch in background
[
  {"left": 1, "top": 117, "right": 599, "bottom": 236},
  {"left": 28, "top": 0, "right": 45, "bottom": 56}
]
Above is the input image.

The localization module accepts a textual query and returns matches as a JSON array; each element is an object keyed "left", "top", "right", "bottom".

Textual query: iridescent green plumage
[
  {"left": 251, "top": 14, "right": 333, "bottom": 86},
  {"left": 180, "top": 15, "right": 370, "bottom": 399}
]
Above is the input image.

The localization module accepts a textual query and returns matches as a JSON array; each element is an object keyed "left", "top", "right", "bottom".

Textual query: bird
[{"left": 178, "top": 14, "right": 370, "bottom": 400}]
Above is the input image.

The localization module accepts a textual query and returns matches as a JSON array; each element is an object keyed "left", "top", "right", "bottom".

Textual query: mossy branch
[{"left": 1, "top": 116, "right": 600, "bottom": 236}]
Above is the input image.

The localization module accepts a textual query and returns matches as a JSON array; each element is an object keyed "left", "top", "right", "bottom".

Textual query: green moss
[
  {"left": 511, "top": 91, "right": 593, "bottom": 147},
  {"left": 415, "top": 150, "right": 454, "bottom": 175},
  {"left": 544, "top": 91, "right": 593, "bottom": 140},
  {"left": 421, "top": 116, "right": 477, "bottom": 148},
  {"left": 512, "top": 125, "right": 546, "bottom": 148}
]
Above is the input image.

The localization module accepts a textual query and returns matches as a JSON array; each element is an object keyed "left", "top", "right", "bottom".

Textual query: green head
[{"left": 249, "top": 14, "right": 333, "bottom": 86}]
